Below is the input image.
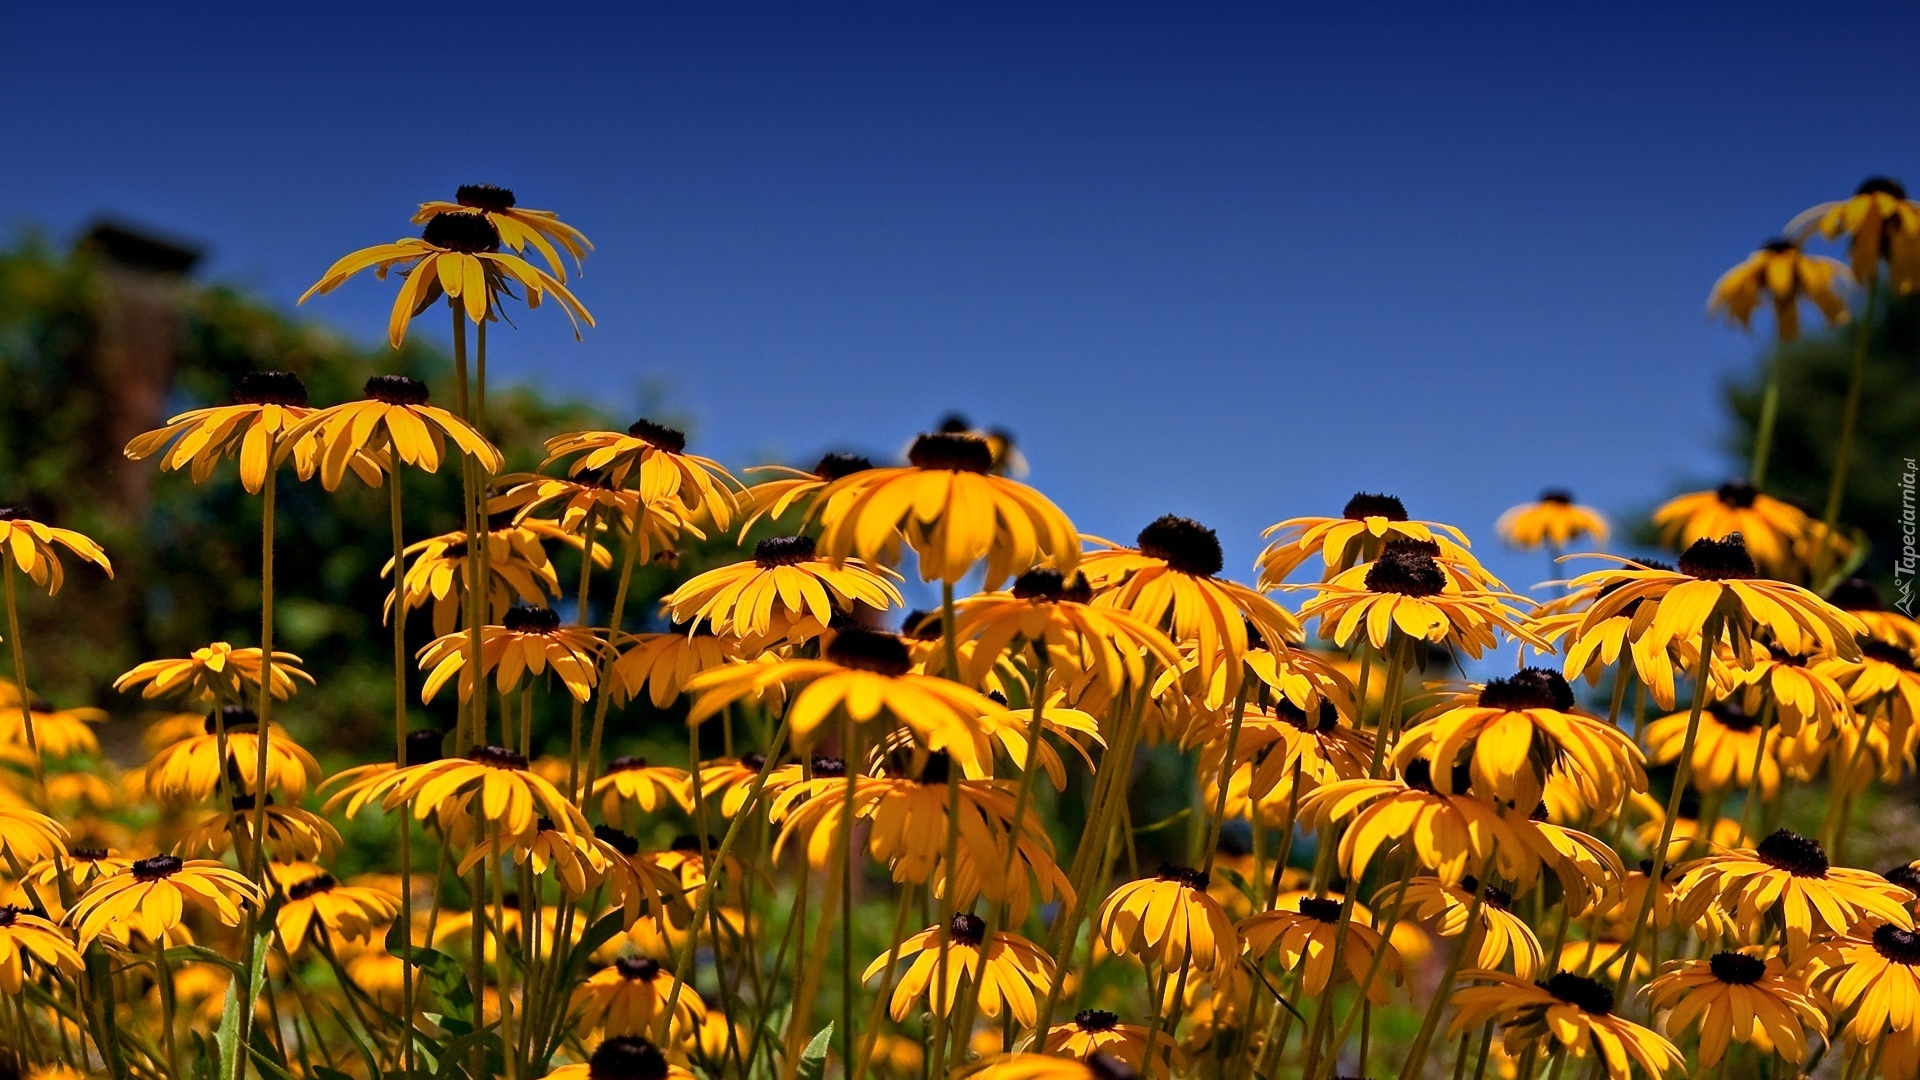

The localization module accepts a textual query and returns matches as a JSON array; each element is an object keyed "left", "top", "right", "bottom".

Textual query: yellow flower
[
  {"left": 273, "top": 868, "right": 400, "bottom": 953},
  {"left": 418, "top": 606, "right": 610, "bottom": 704},
  {"left": 68, "top": 854, "right": 262, "bottom": 948},
  {"left": 1789, "top": 176, "right": 1920, "bottom": 290},
  {"left": 1629, "top": 789, "right": 1745, "bottom": 863},
  {"left": 665, "top": 535, "right": 903, "bottom": 643},
  {"left": 1531, "top": 567, "right": 1692, "bottom": 712},
  {"left": 1447, "top": 971, "right": 1684, "bottom": 1080},
  {"left": 1650, "top": 484, "right": 1809, "bottom": 580},
  {"left": 968, "top": 1054, "right": 1137, "bottom": 1080},
  {"left": 1643, "top": 700, "right": 1778, "bottom": 797},
  {"left": 1239, "top": 891, "right": 1404, "bottom": 1001},
  {"left": 1829, "top": 577, "right": 1920, "bottom": 656},
  {"left": 592, "top": 756, "right": 693, "bottom": 828},
  {"left": 1707, "top": 239, "right": 1851, "bottom": 340},
  {"left": 143, "top": 708, "right": 321, "bottom": 805},
  {"left": 1810, "top": 921, "right": 1920, "bottom": 1044},
  {"left": 114, "top": 643, "right": 313, "bottom": 706},
  {"left": 388, "top": 519, "right": 589, "bottom": 635},
  {"left": 544, "top": 1038, "right": 697, "bottom": 1080},
  {"left": 0, "top": 697, "right": 104, "bottom": 759},
  {"left": 1393, "top": 876, "right": 1543, "bottom": 980},
  {"left": 1095, "top": 864, "right": 1240, "bottom": 974},
  {"left": 736, "top": 453, "right": 877, "bottom": 534},
  {"left": 1200, "top": 701, "right": 1373, "bottom": 827},
  {"left": 1673, "top": 829, "right": 1913, "bottom": 953},
  {"left": 610, "top": 626, "right": 740, "bottom": 710},
  {"left": 0, "top": 903, "right": 79, "bottom": 993},
  {"left": 1298, "top": 542, "right": 1544, "bottom": 658},
  {"left": 491, "top": 472, "right": 698, "bottom": 557},
  {"left": 1298, "top": 763, "right": 1537, "bottom": 887},
  {"left": 122, "top": 370, "right": 379, "bottom": 492},
  {"left": 379, "top": 745, "right": 590, "bottom": 840},
  {"left": 692, "top": 753, "right": 772, "bottom": 818},
  {"left": 1711, "top": 640, "right": 1853, "bottom": 739},
  {"left": 0, "top": 510, "right": 110, "bottom": 595},
  {"left": 1495, "top": 490, "right": 1610, "bottom": 549},
  {"left": 543, "top": 419, "right": 740, "bottom": 531},
  {"left": 278, "top": 375, "right": 503, "bottom": 491},
  {"left": 299, "top": 211, "right": 593, "bottom": 347},
  {"left": 411, "top": 184, "right": 592, "bottom": 280},
  {"left": 1645, "top": 950, "right": 1825, "bottom": 1066},
  {"left": 812, "top": 431, "right": 1078, "bottom": 589},
  {"left": 863, "top": 912, "right": 1054, "bottom": 1027},
  {"left": 1258, "top": 492, "right": 1486, "bottom": 587},
  {"left": 951, "top": 568, "right": 1180, "bottom": 695},
  {"left": 177, "top": 794, "right": 341, "bottom": 863},
  {"left": 570, "top": 955, "right": 704, "bottom": 1040},
  {"left": 1042, "top": 1010, "right": 1184, "bottom": 1072}
]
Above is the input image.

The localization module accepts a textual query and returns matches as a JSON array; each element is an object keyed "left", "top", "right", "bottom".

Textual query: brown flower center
[
  {"left": 420, "top": 211, "right": 500, "bottom": 254},
  {"left": 1137, "top": 515, "right": 1224, "bottom": 578},
  {"left": 364, "top": 375, "right": 430, "bottom": 406},
  {"left": 1541, "top": 972, "right": 1613, "bottom": 1016},
  {"left": 1478, "top": 669, "right": 1574, "bottom": 711},
  {"left": 588, "top": 1037, "right": 668, "bottom": 1080},
  {"left": 455, "top": 184, "right": 516, "bottom": 212},
  {"left": 825, "top": 628, "right": 912, "bottom": 676},
  {"left": 1678, "top": 536, "right": 1757, "bottom": 580},
  {"left": 1708, "top": 951, "right": 1765, "bottom": 984},
  {"left": 1343, "top": 492, "right": 1408, "bottom": 521},
  {"left": 813, "top": 452, "right": 872, "bottom": 480},
  {"left": 754, "top": 535, "right": 816, "bottom": 568},
  {"left": 594, "top": 826, "right": 640, "bottom": 856},
  {"left": 232, "top": 370, "right": 309, "bottom": 407},
  {"left": 907, "top": 432, "right": 992, "bottom": 473},
  {"left": 626, "top": 419, "right": 687, "bottom": 453},
  {"left": 615, "top": 956, "right": 663, "bottom": 981},
  {"left": 287, "top": 874, "right": 337, "bottom": 901},
  {"left": 1297, "top": 897, "right": 1342, "bottom": 923},
  {"left": 1011, "top": 568, "right": 1092, "bottom": 604},
  {"left": 132, "top": 854, "right": 184, "bottom": 882},
  {"left": 1872, "top": 923, "right": 1920, "bottom": 965},
  {"left": 1155, "top": 863, "right": 1210, "bottom": 890},
  {"left": 1364, "top": 545, "right": 1447, "bottom": 597},
  {"left": 1755, "top": 829, "right": 1829, "bottom": 878},
  {"left": 502, "top": 605, "right": 560, "bottom": 634},
  {"left": 1715, "top": 481, "right": 1759, "bottom": 509},
  {"left": 949, "top": 912, "right": 987, "bottom": 947},
  {"left": 468, "top": 745, "right": 530, "bottom": 770}
]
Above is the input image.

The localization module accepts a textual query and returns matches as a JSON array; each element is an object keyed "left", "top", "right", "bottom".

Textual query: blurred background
[{"left": 0, "top": 1, "right": 1916, "bottom": 749}]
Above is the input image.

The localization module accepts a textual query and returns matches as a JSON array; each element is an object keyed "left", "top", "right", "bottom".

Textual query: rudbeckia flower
[
  {"left": 1394, "top": 876, "right": 1544, "bottom": 980},
  {"left": 610, "top": 625, "right": 739, "bottom": 710},
  {"left": 686, "top": 628, "right": 1001, "bottom": 768},
  {"left": 1811, "top": 922, "right": 1920, "bottom": 1044},
  {"left": 1298, "top": 542, "right": 1545, "bottom": 658},
  {"left": 1823, "top": 639, "right": 1920, "bottom": 747},
  {"left": 1711, "top": 640, "right": 1854, "bottom": 738},
  {"left": 591, "top": 756, "right": 693, "bottom": 828},
  {"left": 1650, "top": 483, "right": 1809, "bottom": 580},
  {"left": 544, "top": 1037, "right": 697, "bottom": 1080},
  {"left": 1496, "top": 490, "right": 1610, "bottom": 550},
  {"left": 123, "top": 370, "right": 376, "bottom": 493},
  {"left": 969, "top": 1053, "right": 1142, "bottom": 1080},
  {"left": 1094, "top": 864, "right": 1240, "bottom": 974},
  {"left": 1446, "top": 971, "right": 1684, "bottom": 1080},
  {"left": 1788, "top": 175, "right": 1920, "bottom": 290},
  {"left": 379, "top": 745, "right": 590, "bottom": 840},
  {"left": 1707, "top": 239, "right": 1852, "bottom": 340},
  {"left": 543, "top": 419, "right": 740, "bottom": 531},
  {"left": 68, "top": 854, "right": 262, "bottom": 948},
  {"left": 1644, "top": 700, "right": 1779, "bottom": 797},
  {"left": 1042, "top": 1010, "right": 1183, "bottom": 1072},
  {"left": 388, "top": 518, "right": 589, "bottom": 635},
  {"left": 299, "top": 211, "right": 593, "bottom": 348},
  {"left": 862, "top": 912, "right": 1054, "bottom": 1027},
  {"left": 1200, "top": 700, "right": 1373, "bottom": 826},
  {"left": 273, "top": 869, "right": 401, "bottom": 953},
  {"left": 177, "top": 794, "right": 341, "bottom": 863},
  {"left": 1829, "top": 578, "right": 1920, "bottom": 656},
  {"left": 418, "top": 605, "right": 611, "bottom": 704},
  {"left": 812, "top": 431, "right": 1079, "bottom": 589},
  {"left": 1239, "top": 892, "right": 1405, "bottom": 1001},
  {"left": 1257, "top": 492, "right": 1487, "bottom": 587},
  {"left": 1629, "top": 789, "right": 1745, "bottom": 862},
  {"left": 1531, "top": 564, "right": 1692, "bottom": 712},
  {"left": 0, "top": 904, "right": 79, "bottom": 993},
  {"left": 0, "top": 510, "right": 110, "bottom": 595},
  {"left": 1673, "top": 828, "right": 1914, "bottom": 953},
  {"left": 278, "top": 375, "right": 503, "bottom": 491},
  {"left": 17, "top": 845, "right": 127, "bottom": 918},
  {"left": 412, "top": 184, "right": 592, "bottom": 281},
  {"left": 736, "top": 452, "right": 877, "bottom": 535},
  {"left": 951, "top": 568, "right": 1181, "bottom": 694},
  {"left": 1297, "top": 761, "right": 1536, "bottom": 886},
  {"left": 0, "top": 697, "right": 104, "bottom": 759},
  {"left": 665, "top": 535, "right": 903, "bottom": 643},
  {"left": 491, "top": 473, "right": 697, "bottom": 555},
  {"left": 143, "top": 708, "right": 321, "bottom": 806},
  {"left": 570, "top": 955, "right": 704, "bottom": 1039},
  {"left": 1644, "top": 949, "right": 1825, "bottom": 1067},
  {"left": 693, "top": 753, "right": 772, "bottom": 818},
  {"left": 1080, "top": 516, "right": 1301, "bottom": 697},
  {"left": 114, "top": 643, "right": 313, "bottom": 706}
]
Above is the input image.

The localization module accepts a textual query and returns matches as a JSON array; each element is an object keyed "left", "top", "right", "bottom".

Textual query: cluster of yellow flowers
[{"left": 0, "top": 178, "right": 1915, "bottom": 1080}]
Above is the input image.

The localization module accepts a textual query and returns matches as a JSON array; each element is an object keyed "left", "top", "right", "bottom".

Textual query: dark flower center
[
  {"left": 1086, "top": 1055, "right": 1139, "bottom": 1080},
  {"left": 1137, "top": 515, "right": 1224, "bottom": 578},
  {"left": 455, "top": 184, "right": 517, "bottom": 212},
  {"left": 1011, "top": 568, "right": 1092, "bottom": 604},
  {"left": 608, "top": 756, "right": 650, "bottom": 773},
  {"left": 229, "top": 793, "right": 267, "bottom": 812},
  {"left": 1857, "top": 176, "right": 1909, "bottom": 199},
  {"left": 468, "top": 745, "right": 530, "bottom": 770},
  {"left": 1478, "top": 669, "right": 1574, "bottom": 711},
  {"left": 0, "top": 508, "right": 20, "bottom": 522},
  {"left": 810, "top": 756, "right": 846, "bottom": 778},
  {"left": 1364, "top": 546, "right": 1447, "bottom": 597},
  {"left": 1540, "top": 489, "right": 1574, "bottom": 505},
  {"left": 1755, "top": 829, "right": 1829, "bottom": 877},
  {"left": 1872, "top": 923, "right": 1920, "bottom": 965},
  {"left": 1830, "top": 578, "right": 1886, "bottom": 612},
  {"left": 0, "top": 905, "right": 17, "bottom": 927},
  {"left": 1460, "top": 876, "right": 1513, "bottom": 911},
  {"left": 502, "top": 605, "right": 561, "bottom": 634},
  {"left": 594, "top": 826, "right": 641, "bottom": 856},
  {"left": 740, "top": 752, "right": 767, "bottom": 770},
  {"left": 364, "top": 375, "right": 430, "bottom": 406},
  {"left": 1716, "top": 481, "right": 1760, "bottom": 509},
  {"left": 906, "top": 432, "right": 993, "bottom": 474},
  {"left": 1709, "top": 951, "right": 1766, "bottom": 984},
  {"left": 420, "top": 211, "right": 501, "bottom": 254},
  {"left": 1760, "top": 238, "right": 1798, "bottom": 254},
  {"left": 1276, "top": 698, "right": 1340, "bottom": 733},
  {"left": 949, "top": 912, "right": 987, "bottom": 946},
  {"left": 813, "top": 452, "right": 872, "bottom": 480},
  {"left": 132, "top": 854, "right": 184, "bottom": 882},
  {"left": 204, "top": 705, "right": 259, "bottom": 734},
  {"left": 404, "top": 729, "right": 446, "bottom": 766},
  {"left": 288, "top": 874, "right": 337, "bottom": 901},
  {"left": 615, "top": 956, "right": 663, "bottom": 981},
  {"left": 69, "top": 847, "right": 108, "bottom": 861},
  {"left": 232, "top": 370, "right": 309, "bottom": 407},
  {"left": 588, "top": 1036, "right": 668, "bottom": 1080},
  {"left": 1297, "top": 897, "right": 1342, "bottom": 923},
  {"left": 754, "top": 535, "right": 816, "bottom": 568},
  {"left": 1075, "top": 1008, "right": 1119, "bottom": 1031},
  {"left": 626, "top": 419, "right": 687, "bottom": 453},
  {"left": 1678, "top": 536, "right": 1757, "bottom": 580},
  {"left": 1402, "top": 758, "right": 1474, "bottom": 795},
  {"left": 1155, "top": 863, "right": 1210, "bottom": 890},
  {"left": 1884, "top": 864, "right": 1920, "bottom": 894},
  {"left": 918, "top": 752, "right": 952, "bottom": 785},
  {"left": 1708, "top": 702, "right": 1761, "bottom": 733},
  {"left": 900, "top": 609, "right": 943, "bottom": 641},
  {"left": 825, "top": 628, "right": 913, "bottom": 676},
  {"left": 1862, "top": 640, "right": 1918, "bottom": 671},
  {"left": 1343, "top": 493, "right": 1408, "bottom": 521},
  {"left": 671, "top": 834, "right": 717, "bottom": 853},
  {"left": 1541, "top": 972, "right": 1613, "bottom": 1016},
  {"left": 1677, "top": 786, "right": 1703, "bottom": 821}
]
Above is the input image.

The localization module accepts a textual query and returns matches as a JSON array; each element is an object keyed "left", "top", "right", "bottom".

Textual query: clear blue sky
[{"left": 5, "top": 2, "right": 1916, "bottom": 597}]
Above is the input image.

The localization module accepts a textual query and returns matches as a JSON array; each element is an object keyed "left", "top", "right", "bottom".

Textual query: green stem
[
  {"left": 1397, "top": 870, "right": 1490, "bottom": 1080},
  {"left": 1814, "top": 280, "right": 1879, "bottom": 588}
]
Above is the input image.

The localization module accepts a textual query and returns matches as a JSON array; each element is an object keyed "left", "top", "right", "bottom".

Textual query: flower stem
[
  {"left": 1814, "top": 280, "right": 1879, "bottom": 588},
  {"left": 1397, "top": 870, "right": 1490, "bottom": 1080}
]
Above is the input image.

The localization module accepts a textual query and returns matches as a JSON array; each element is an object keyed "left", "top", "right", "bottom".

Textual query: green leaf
[
  {"left": 386, "top": 919, "right": 475, "bottom": 1026},
  {"left": 246, "top": 1045, "right": 299, "bottom": 1080},
  {"left": 1215, "top": 865, "right": 1261, "bottom": 909},
  {"left": 216, "top": 928, "right": 271, "bottom": 1080},
  {"left": 164, "top": 944, "right": 247, "bottom": 979},
  {"left": 797, "top": 1023, "right": 834, "bottom": 1080}
]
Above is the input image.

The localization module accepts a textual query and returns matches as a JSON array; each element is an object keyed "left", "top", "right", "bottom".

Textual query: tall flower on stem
[
  {"left": 412, "top": 184, "right": 593, "bottom": 281},
  {"left": 0, "top": 509, "right": 110, "bottom": 794},
  {"left": 1446, "top": 971, "right": 1684, "bottom": 1080},
  {"left": 1258, "top": 492, "right": 1487, "bottom": 586}
]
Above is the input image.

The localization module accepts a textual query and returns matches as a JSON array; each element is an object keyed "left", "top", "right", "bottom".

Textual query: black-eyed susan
[
  {"left": 0, "top": 697, "right": 104, "bottom": 759},
  {"left": 1628, "top": 789, "right": 1744, "bottom": 863},
  {"left": 0, "top": 509, "right": 111, "bottom": 595},
  {"left": 1394, "top": 876, "right": 1543, "bottom": 980},
  {"left": 0, "top": 903, "right": 79, "bottom": 993},
  {"left": 1532, "top": 565, "right": 1692, "bottom": 712},
  {"left": 1650, "top": 484, "right": 1809, "bottom": 579},
  {"left": 1299, "top": 761, "right": 1538, "bottom": 886},
  {"left": 17, "top": 845, "right": 127, "bottom": 918},
  {"left": 544, "top": 1037, "right": 698, "bottom": 1080},
  {"left": 1824, "top": 638, "right": 1920, "bottom": 747},
  {"left": 300, "top": 211, "right": 593, "bottom": 348},
  {"left": 278, "top": 375, "right": 503, "bottom": 491},
  {"left": 686, "top": 628, "right": 1000, "bottom": 769},
  {"left": 1080, "top": 516, "right": 1301, "bottom": 696},
  {"left": 1239, "top": 892, "right": 1405, "bottom": 1001},
  {"left": 491, "top": 472, "right": 696, "bottom": 556},
  {"left": 951, "top": 568, "right": 1181, "bottom": 695},
  {"left": 1202, "top": 700, "right": 1373, "bottom": 827},
  {"left": 1447, "top": 971, "right": 1684, "bottom": 1080},
  {"left": 692, "top": 753, "right": 772, "bottom": 818},
  {"left": 113, "top": 644, "right": 313, "bottom": 707},
  {"left": 812, "top": 431, "right": 1079, "bottom": 589},
  {"left": 1513, "top": 810, "right": 1629, "bottom": 917},
  {"left": 863, "top": 912, "right": 1054, "bottom": 1027},
  {"left": 543, "top": 419, "right": 740, "bottom": 531},
  {"left": 1043, "top": 1010, "right": 1184, "bottom": 1070},
  {"left": 968, "top": 1054, "right": 1141, "bottom": 1080},
  {"left": 570, "top": 955, "right": 704, "bottom": 1039},
  {"left": 592, "top": 757, "right": 692, "bottom": 829},
  {"left": 1094, "top": 864, "right": 1240, "bottom": 974},
  {"left": 665, "top": 535, "right": 903, "bottom": 643},
  {"left": 1298, "top": 542, "right": 1545, "bottom": 658},
  {"left": 388, "top": 519, "right": 583, "bottom": 635},
  {"left": 1830, "top": 578, "right": 1920, "bottom": 655},
  {"left": 924, "top": 693, "right": 1102, "bottom": 790},
  {"left": 1496, "top": 491, "right": 1610, "bottom": 550},
  {"left": 1707, "top": 239, "right": 1852, "bottom": 341},
  {"left": 412, "top": 184, "right": 593, "bottom": 280},
  {"left": 1788, "top": 175, "right": 1920, "bottom": 289},
  {"left": 736, "top": 452, "right": 877, "bottom": 534},
  {"left": 1811, "top": 921, "right": 1920, "bottom": 1045},
  {"left": 1644, "top": 949, "right": 1825, "bottom": 1067},
  {"left": 177, "top": 794, "right": 341, "bottom": 863},
  {"left": 1713, "top": 640, "right": 1854, "bottom": 738},
  {"left": 68, "top": 854, "right": 262, "bottom": 948},
  {"left": 609, "top": 626, "right": 739, "bottom": 710},
  {"left": 1673, "top": 829, "right": 1914, "bottom": 953},
  {"left": 379, "top": 745, "right": 590, "bottom": 840},
  {"left": 418, "top": 605, "right": 610, "bottom": 704},
  {"left": 1394, "top": 668, "right": 1644, "bottom": 812},
  {"left": 122, "top": 370, "right": 373, "bottom": 492},
  {"left": 273, "top": 869, "right": 401, "bottom": 954},
  {"left": 1644, "top": 700, "right": 1779, "bottom": 797},
  {"left": 1257, "top": 492, "right": 1486, "bottom": 587},
  {"left": 143, "top": 708, "right": 322, "bottom": 805}
]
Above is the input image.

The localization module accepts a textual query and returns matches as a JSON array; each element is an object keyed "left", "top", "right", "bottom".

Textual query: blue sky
[{"left": 5, "top": 2, "right": 1917, "bottom": 599}]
